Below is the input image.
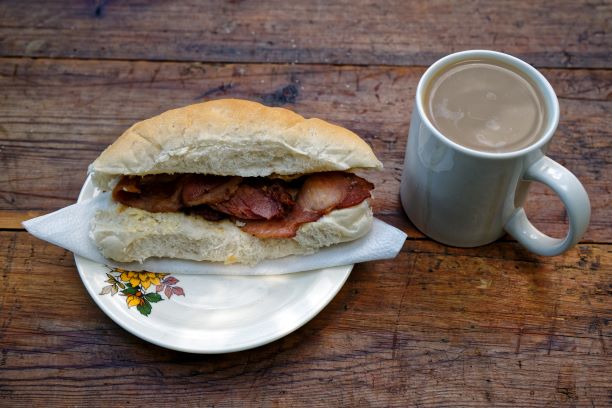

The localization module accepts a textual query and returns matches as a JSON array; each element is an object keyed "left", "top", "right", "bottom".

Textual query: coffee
[{"left": 424, "top": 59, "right": 547, "bottom": 153}]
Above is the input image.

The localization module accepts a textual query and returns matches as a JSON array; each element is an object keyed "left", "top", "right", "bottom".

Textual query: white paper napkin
[{"left": 23, "top": 194, "right": 407, "bottom": 275}]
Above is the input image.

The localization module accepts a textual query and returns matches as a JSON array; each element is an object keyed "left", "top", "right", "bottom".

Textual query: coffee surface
[{"left": 424, "top": 59, "right": 546, "bottom": 153}]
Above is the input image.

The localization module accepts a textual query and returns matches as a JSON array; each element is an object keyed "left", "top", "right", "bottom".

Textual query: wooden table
[{"left": 1, "top": 1, "right": 610, "bottom": 406}]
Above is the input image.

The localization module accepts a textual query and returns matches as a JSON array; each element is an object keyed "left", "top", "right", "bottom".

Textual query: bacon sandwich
[{"left": 88, "top": 99, "right": 382, "bottom": 265}]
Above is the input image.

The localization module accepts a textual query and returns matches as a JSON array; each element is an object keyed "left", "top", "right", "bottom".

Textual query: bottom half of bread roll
[{"left": 90, "top": 200, "right": 373, "bottom": 265}]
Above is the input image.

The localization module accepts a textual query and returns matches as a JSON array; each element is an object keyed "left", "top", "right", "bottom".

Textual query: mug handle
[{"left": 504, "top": 156, "right": 590, "bottom": 256}]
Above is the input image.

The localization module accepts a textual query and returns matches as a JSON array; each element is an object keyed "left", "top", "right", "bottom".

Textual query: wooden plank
[
  {"left": 0, "top": 58, "right": 610, "bottom": 241},
  {"left": 0, "top": 211, "right": 46, "bottom": 229},
  {"left": 0, "top": 1, "right": 610, "bottom": 68},
  {"left": 0, "top": 232, "right": 609, "bottom": 406}
]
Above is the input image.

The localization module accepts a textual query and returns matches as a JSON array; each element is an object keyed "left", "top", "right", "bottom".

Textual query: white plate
[{"left": 74, "top": 177, "right": 353, "bottom": 353}]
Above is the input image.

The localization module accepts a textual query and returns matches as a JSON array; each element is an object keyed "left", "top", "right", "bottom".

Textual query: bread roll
[
  {"left": 88, "top": 99, "right": 381, "bottom": 265},
  {"left": 91, "top": 199, "right": 372, "bottom": 265},
  {"left": 90, "top": 99, "right": 382, "bottom": 190}
]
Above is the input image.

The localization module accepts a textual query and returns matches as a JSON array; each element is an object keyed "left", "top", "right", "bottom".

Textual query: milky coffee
[{"left": 424, "top": 58, "right": 547, "bottom": 153}]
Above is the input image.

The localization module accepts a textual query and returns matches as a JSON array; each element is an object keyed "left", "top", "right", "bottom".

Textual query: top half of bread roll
[{"left": 89, "top": 99, "right": 383, "bottom": 190}]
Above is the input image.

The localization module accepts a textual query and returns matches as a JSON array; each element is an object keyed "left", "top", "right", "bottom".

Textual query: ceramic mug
[{"left": 400, "top": 50, "right": 590, "bottom": 256}]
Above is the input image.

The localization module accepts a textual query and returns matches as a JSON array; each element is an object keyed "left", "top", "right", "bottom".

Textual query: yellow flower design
[
  {"left": 101, "top": 266, "right": 184, "bottom": 317},
  {"left": 126, "top": 291, "right": 145, "bottom": 308},
  {"left": 118, "top": 269, "right": 167, "bottom": 290}
]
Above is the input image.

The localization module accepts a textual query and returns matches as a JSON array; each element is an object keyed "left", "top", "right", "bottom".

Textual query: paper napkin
[{"left": 23, "top": 193, "right": 407, "bottom": 275}]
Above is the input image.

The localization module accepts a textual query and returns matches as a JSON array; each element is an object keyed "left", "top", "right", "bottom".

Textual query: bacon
[
  {"left": 241, "top": 172, "right": 373, "bottom": 238},
  {"left": 185, "top": 205, "right": 226, "bottom": 221},
  {"left": 297, "top": 172, "right": 373, "bottom": 211},
  {"left": 211, "top": 181, "right": 294, "bottom": 220},
  {"left": 240, "top": 206, "right": 320, "bottom": 238},
  {"left": 111, "top": 172, "right": 374, "bottom": 238},
  {"left": 181, "top": 175, "right": 242, "bottom": 206},
  {"left": 115, "top": 176, "right": 141, "bottom": 193},
  {"left": 113, "top": 174, "right": 184, "bottom": 213},
  {"left": 337, "top": 173, "right": 375, "bottom": 208}
]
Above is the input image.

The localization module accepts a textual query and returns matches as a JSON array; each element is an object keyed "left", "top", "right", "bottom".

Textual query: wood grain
[
  {"left": 0, "top": 58, "right": 610, "bottom": 241},
  {"left": 1, "top": 1, "right": 610, "bottom": 406},
  {"left": 0, "top": 1, "right": 610, "bottom": 68},
  {"left": 0, "top": 211, "right": 45, "bottom": 229},
  {"left": 0, "top": 232, "right": 609, "bottom": 406}
]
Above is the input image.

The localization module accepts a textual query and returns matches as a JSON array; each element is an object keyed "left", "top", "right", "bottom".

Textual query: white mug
[{"left": 400, "top": 50, "right": 590, "bottom": 256}]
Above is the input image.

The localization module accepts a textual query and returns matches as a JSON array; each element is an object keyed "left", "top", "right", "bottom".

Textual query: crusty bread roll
[
  {"left": 88, "top": 99, "right": 382, "bottom": 265},
  {"left": 90, "top": 99, "right": 382, "bottom": 190},
  {"left": 91, "top": 199, "right": 373, "bottom": 265}
]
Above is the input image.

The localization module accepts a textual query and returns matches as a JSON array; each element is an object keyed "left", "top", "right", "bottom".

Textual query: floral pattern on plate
[{"left": 99, "top": 267, "right": 185, "bottom": 316}]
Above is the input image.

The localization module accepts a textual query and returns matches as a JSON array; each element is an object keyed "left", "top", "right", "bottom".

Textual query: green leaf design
[
  {"left": 102, "top": 268, "right": 187, "bottom": 318},
  {"left": 144, "top": 293, "right": 163, "bottom": 303},
  {"left": 137, "top": 300, "right": 152, "bottom": 316}
]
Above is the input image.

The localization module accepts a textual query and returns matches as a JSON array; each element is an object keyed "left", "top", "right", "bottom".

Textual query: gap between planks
[{"left": 1, "top": 55, "right": 611, "bottom": 71}]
